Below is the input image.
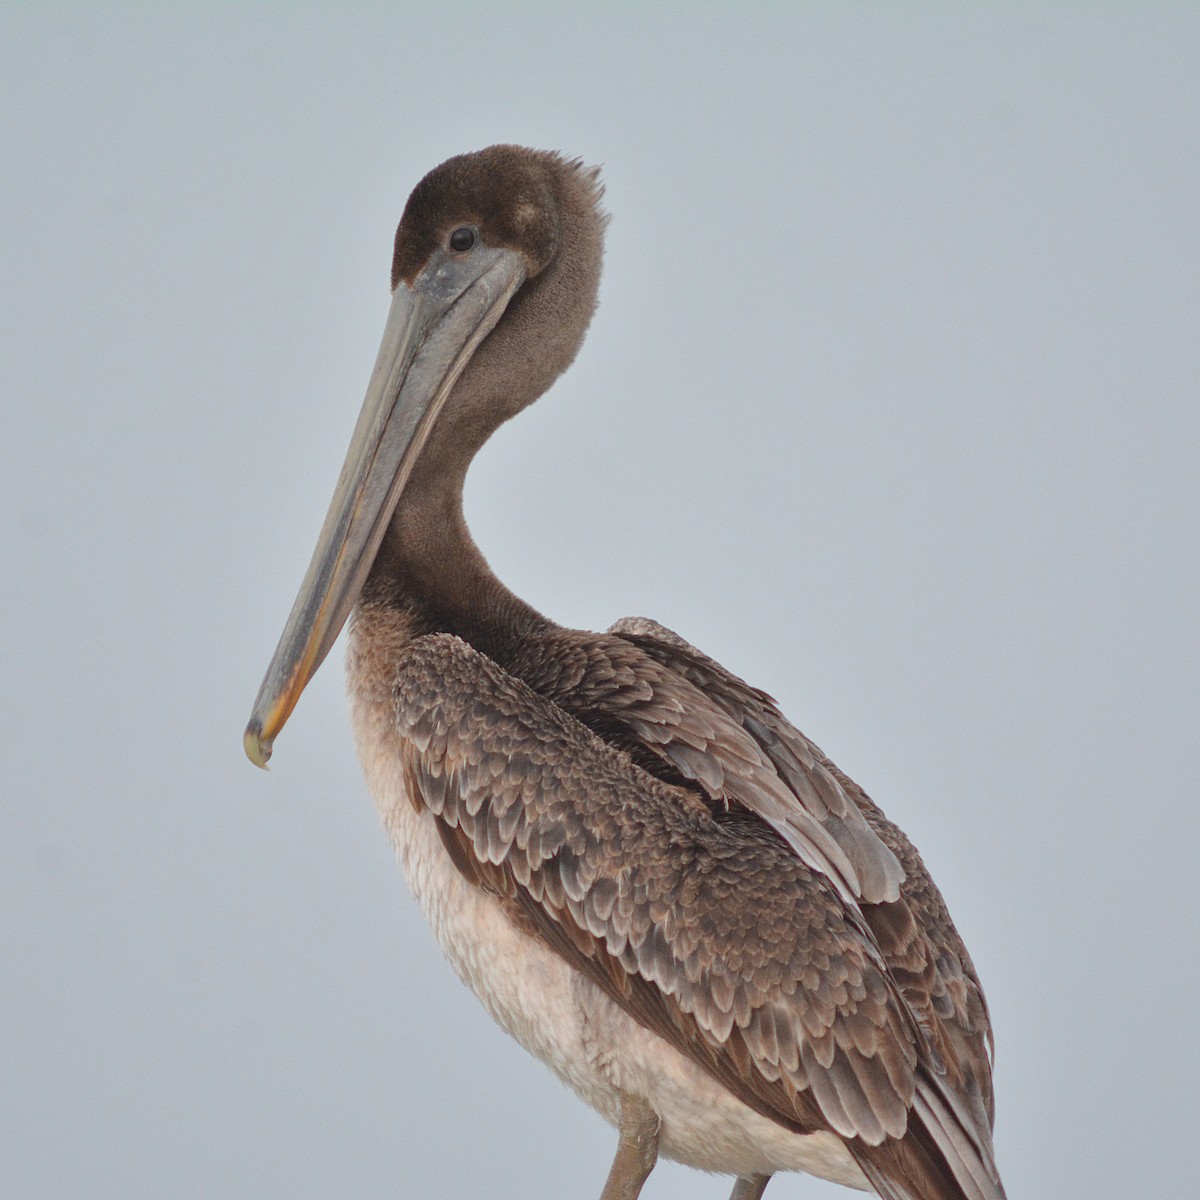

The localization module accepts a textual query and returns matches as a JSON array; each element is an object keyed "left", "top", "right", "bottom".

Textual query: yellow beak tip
[{"left": 244, "top": 724, "right": 273, "bottom": 770}]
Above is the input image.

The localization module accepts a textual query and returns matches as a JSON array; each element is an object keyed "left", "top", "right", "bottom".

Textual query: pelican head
[{"left": 245, "top": 146, "right": 606, "bottom": 767}]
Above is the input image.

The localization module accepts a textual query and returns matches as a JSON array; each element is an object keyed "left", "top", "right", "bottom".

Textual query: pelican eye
[{"left": 449, "top": 227, "right": 476, "bottom": 252}]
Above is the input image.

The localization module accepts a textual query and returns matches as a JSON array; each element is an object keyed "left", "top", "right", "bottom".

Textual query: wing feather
[
  {"left": 513, "top": 626, "right": 904, "bottom": 907},
  {"left": 609, "top": 617, "right": 997, "bottom": 1131},
  {"left": 396, "top": 635, "right": 918, "bottom": 1136},
  {"left": 392, "top": 630, "right": 1004, "bottom": 1199}
]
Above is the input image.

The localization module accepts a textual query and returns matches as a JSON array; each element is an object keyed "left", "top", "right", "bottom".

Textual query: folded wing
[{"left": 392, "top": 632, "right": 1004, "bottom": 1199}]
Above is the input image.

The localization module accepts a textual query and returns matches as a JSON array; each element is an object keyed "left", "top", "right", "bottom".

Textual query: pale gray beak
[{"left": 244, "top": 246, "right": 526, "bottom": 767}]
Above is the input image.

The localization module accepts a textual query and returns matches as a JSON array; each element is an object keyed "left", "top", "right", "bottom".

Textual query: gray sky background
[{"left": 2, "top": 6, "right": 1197, "bottom": 1199}]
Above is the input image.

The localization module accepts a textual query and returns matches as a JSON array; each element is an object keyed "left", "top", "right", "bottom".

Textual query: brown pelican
[{"left": 244, "top": 145, "right": 1004, "bottom": 1200}]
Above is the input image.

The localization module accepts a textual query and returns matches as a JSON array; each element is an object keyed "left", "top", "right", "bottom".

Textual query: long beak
[{"left": 244, "top": 246, "right": 526, "bottom": 768}]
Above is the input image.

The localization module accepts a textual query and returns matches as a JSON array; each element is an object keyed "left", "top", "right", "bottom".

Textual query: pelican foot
[
  {"left": 729, "top": 1175, "right": 772, "bottom": 1200},
  {"left": 598, "top": 1093, "right": 660, "bottom": 1200}
]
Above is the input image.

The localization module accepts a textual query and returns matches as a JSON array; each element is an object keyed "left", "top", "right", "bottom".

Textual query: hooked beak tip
[{"left": 244, "top": 723, "right": 273, "bottom": 770}]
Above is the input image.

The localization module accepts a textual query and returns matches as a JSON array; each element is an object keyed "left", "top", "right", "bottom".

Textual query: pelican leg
[
  {"left": 729, "top": 1175, "right": 772, "bottom": 1200},
  {"left": 598, "top": 1093, "right": 660, "bottom": 1200}
]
